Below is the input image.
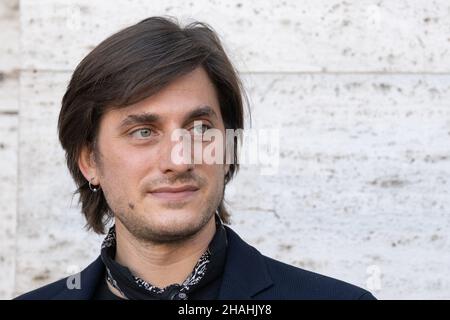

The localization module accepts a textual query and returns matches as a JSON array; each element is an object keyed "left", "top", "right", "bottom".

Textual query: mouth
[{"left": 148, "top": 185, "right": 199, "bottom": 201}]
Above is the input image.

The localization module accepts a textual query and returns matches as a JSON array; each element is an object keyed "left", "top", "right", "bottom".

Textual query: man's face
[{"left": 89, "top": 67, "right": 228, "bottom": 243}]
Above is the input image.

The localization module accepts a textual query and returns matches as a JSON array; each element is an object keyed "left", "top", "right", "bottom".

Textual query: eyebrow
[
  {"left": 118, "top": 112, "right": 161, "bottom": 130},
  {"left": 118, "top": 105, "right": 219, "bottom": 130},
  {"left": 182, "top": 106, "right": 219, "bottom": 125}
]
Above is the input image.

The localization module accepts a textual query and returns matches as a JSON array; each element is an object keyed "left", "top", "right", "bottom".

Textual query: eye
[
  {"left": 191, "top": 123, "right": 211, "bottom": 136},
  {"left": 130, "top": 128, "right": 154, "bottom": 139}
]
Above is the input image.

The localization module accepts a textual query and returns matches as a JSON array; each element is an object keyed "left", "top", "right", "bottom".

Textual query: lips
[{"left": 148, "top": 185, "right": 199, "bottom": 201}]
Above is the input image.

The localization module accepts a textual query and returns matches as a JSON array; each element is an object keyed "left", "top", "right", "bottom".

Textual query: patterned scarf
[{"left": 100, "top": 215, "right": 227, "bottom": 300}]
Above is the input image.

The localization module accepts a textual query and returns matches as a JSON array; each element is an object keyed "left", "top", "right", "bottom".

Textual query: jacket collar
[
  {"left": 53, "top": 255, "right": 105, "bottom": 299},
  {"left": 218, "top": 226, "right": 273, "bottom": 299},
  {"left": 54, "top": 226, "right": 273, "bottom": 299}
]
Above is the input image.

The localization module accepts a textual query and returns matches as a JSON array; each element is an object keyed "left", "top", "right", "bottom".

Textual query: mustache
[{"left": 144, "top": 171, "right": 207, "bottom": 190}]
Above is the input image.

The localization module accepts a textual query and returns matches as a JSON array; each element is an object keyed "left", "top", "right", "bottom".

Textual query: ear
[{"left": 78, "top": 145, "right": 99, "bottom": 185}]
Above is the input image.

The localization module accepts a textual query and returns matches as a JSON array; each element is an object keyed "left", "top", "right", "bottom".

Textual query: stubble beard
[{"left": 111, "top": 180, "right": 224, "bottom": 245}]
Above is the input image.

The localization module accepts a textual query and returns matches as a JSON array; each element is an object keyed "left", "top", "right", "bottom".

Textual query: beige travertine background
[{"left": 1, "top": 0, "right": 450, "bottom": 299}]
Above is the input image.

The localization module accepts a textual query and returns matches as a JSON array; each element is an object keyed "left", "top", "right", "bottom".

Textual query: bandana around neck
[{"left": 100, "top": 214, "right": 228, "bottom": 300}]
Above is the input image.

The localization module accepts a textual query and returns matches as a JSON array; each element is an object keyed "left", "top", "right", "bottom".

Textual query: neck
[{"left": 113, "top": 216, "right": 216, "bottom": 290}]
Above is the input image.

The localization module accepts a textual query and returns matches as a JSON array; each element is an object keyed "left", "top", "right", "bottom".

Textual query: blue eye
[{"left": 131, "top": 128, "right": 153, "bottom": 139}]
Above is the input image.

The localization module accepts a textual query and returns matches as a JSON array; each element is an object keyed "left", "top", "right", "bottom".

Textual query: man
[{"left": 16, "top": 17, "right": 375, "bottom": 300}]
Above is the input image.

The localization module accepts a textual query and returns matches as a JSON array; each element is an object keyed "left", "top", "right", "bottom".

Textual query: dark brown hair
[{"left": 58, "top": 16, "right": 247, "bottom": 234}]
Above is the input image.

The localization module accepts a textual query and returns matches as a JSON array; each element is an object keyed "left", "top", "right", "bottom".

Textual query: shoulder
[
  {"left": 14, "top": 277, "right": 71, "bottom": 300},
  {"left": 223, "top": 226, "right": 376, "bottom": 300},
  {"left": 14, "top": 256, "right": 104, "bottom": 300},
  {"left": 259, "top": 255, "right": 376, "bottom": 300}
]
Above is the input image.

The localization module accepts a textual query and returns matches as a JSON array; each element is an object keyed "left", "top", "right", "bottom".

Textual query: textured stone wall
[
  {"left": 0, "top": 0, "right": 19, "bottom": 300},
  {"left": 1, "top": 0, "right": 449, "bottom": 299}
]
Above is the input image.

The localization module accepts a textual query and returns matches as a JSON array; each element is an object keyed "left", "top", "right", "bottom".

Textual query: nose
[{"left": 158, "top": 128, "right": 195, "bottom": 174}]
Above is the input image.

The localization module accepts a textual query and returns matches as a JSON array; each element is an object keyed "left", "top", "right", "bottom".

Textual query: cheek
[
  {"left": 98, "top": 144, "right": 154, "bottom": 188},
  {"left": 202, "top": 164, "right": 226, "bottom": 188}
]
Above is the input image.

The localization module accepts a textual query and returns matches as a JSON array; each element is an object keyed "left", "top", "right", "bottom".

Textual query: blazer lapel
[{"left": 218, "top": 226, "right": 274, "bottom": 299}]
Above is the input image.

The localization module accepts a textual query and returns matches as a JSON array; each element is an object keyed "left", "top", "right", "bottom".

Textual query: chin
[
  {"left": 142, "top": 207, "right": 212, "bottom": 241},
  {"left": 153, "top": 207, "right": 199, "bottom": 225}
]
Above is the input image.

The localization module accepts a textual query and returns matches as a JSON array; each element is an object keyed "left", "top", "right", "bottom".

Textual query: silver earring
[{"left": 89, "top": 178, "right": 100, "bottom": 192}]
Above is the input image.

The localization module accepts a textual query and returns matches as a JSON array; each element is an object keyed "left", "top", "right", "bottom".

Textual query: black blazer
[{"left": 15, "top": 226, "right": 376, "bottom": 300}]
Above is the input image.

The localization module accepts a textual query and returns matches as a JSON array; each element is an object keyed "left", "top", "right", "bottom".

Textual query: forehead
[{"left": 105, "top": 67, "right": 222, "bottom": 124}]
